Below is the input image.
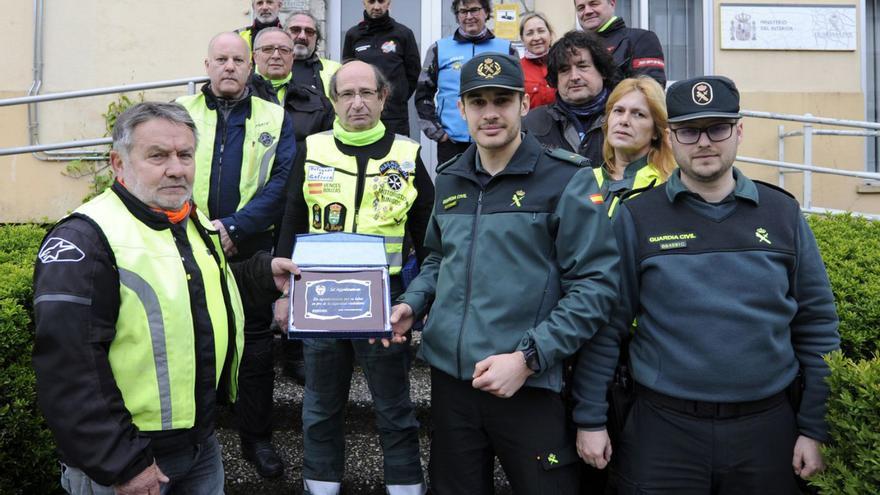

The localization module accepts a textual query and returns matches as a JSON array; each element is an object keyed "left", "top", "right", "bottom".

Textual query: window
[
  {"left": 649, "top": 0, "right": 704, "bottom": 81},
  {"left": 867, "top": 0, "right": 879, "bottom": 172}
]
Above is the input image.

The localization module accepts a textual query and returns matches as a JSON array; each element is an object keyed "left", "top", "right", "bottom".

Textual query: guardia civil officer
[
  {"left": 275, "top": 59, "right": 433, "bottom": 495},
  {"left": 572, "top": 76, "right": 840, "bottom": 494},
  {"left": 387, "top": 53, "right": 620, "bottom": 494}
]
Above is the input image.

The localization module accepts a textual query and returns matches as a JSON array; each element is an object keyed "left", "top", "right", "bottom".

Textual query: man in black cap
[
  {"left": 385, "top": 52, "right": 620, "bottom": 494},
  {"left": 572, "top": 75, "right": 840, "bottom": 493}
]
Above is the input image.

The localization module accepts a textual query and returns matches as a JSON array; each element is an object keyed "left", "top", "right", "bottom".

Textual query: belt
[{"left": 635, "top": 383, "right": 787, "bottom": 419}]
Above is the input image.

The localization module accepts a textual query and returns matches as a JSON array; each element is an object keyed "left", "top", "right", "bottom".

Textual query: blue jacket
[{"left": 415, "top": 29, "right": 513, "bottom": 143}]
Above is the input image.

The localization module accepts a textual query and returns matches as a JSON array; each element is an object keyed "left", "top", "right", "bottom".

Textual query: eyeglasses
[
  {"left": 457, "top": 7, "right": 483, "bottom": 17},
  {"left": 671, "top": 122, "right": 736, "bottom": 144},
  {"left": 288, "top": 26, "right": 317, "bottom": 37},
  {"left": 255, "top": 45, "right": 293, "bottom": 56},
  {"left": 337, "top": 89, "right": 379, "bottom": 103}
]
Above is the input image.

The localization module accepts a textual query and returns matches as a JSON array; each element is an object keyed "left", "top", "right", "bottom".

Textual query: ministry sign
[{"left": 720, "top": 4, "right": 856, "bottom": 51}]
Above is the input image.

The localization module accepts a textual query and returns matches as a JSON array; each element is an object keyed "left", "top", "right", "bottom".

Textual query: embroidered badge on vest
[{"left": 258, "top": 131, "right": 275, "bottom": 146}]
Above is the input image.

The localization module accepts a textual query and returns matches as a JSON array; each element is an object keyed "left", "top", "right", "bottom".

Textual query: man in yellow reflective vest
[
  {"left": 32, "top": 102, "right": 298, "bottom": 495},
  {"left": 286, "top": 11, "right": 341, "bottom": 98},
  {"left": 176, "top": 32, "right": 296, "bottom": 478},
  {"left": 275, "top": 60, "right": 434, "bottom": 495},
  {"left": 235, "top": 0, "right": 283, "bottom": 53}
]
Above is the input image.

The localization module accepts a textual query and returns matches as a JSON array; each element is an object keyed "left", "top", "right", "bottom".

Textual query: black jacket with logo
[
  {"left": 343, "top": 12, "right": 422, "bottom": 127},
  {"left": 598, "top": 17, "right": 666, "bottom": 87},
  {"left": 32, "top": 183, "right": 281, "bottom": 486}
]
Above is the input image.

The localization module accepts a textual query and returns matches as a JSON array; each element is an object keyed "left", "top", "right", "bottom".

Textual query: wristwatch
[{"left": 522, "top": 346, "right": 540, "bottom": 373}]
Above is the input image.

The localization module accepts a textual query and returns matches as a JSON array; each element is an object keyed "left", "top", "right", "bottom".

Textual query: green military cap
[{"left": 458, "top": 52, "right": 524, "bottom": 96}]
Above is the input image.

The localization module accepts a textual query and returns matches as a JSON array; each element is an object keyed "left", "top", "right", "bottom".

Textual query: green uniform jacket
[{"left": 398, "top": 134, "right": 621, "bottom": 392}]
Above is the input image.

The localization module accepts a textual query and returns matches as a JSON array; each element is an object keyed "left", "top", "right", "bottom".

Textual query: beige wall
[
  {"left": 0, "top": 1, "right": 252, "bottom": 222},
  {"left": 713, "top": 0, "right": 879, "bottom": 214},
  {"left": 3, "top": 0, "right": 879, "bottom": 221}
]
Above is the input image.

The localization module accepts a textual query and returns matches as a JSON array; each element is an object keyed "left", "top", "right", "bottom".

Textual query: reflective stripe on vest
[
  {"left": 593, "top": 163, "right": 665, "bottom": 218},
  {"left": 302, "top": 131, "right": 420, "bottom": 274},
  {"left": 74, "top": 190, "right": 245, "bottom": 431},
  {"left": 176, "top": 93, "right": 285, "bottom": 214},
  {"left": 436, "top": 37, "right": 510, "bottom": 142}
]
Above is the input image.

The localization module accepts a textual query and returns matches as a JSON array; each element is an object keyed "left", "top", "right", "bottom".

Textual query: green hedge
[
  {"left": 808, "top": 214, "right": 880, "bottom": 361},
  {"left": 0, "top": 215, "right": 879, "bottom": 493},
  {"left": 0, "top": 225, "right": 59, "bottom": 495}
]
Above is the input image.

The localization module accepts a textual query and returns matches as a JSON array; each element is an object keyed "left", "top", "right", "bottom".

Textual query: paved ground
[{"left": 219, "top": 338, "right": 511, "bottom": 494}]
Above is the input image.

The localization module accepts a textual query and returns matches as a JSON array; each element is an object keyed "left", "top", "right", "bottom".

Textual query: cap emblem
[
  {"left": 692, "top": 82, "right": 713, "bottom": 106},
  {"left": 477, "top": 58, "right": 502, "bottom": 79}
]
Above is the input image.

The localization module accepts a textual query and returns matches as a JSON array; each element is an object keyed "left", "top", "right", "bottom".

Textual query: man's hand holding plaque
[{"left": 371, "top": 303, "right": 414, "bottom": 348}]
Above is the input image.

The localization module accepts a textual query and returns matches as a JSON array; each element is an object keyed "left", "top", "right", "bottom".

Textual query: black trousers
[
  {"left": 436, "top": 139, "right": 470, "bottom": 166},
  {"left": 236, "top": 304, "right": 275, "bottom": 443},
  {"left": 613, "top": 393, "right": 801, "bottom": 494},
  {"left": 429, "top": 367, "right": 580, "bottom": 495}
]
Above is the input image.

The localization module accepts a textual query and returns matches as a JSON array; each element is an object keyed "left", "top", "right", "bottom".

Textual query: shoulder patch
[
  {"left": 753, "top": 180, "right": 797, "bottom": 201},
  {"left": 436, "top": 153, "right": 463, "bottom": 173},
  {"left": 38, "top": 237, "right": 85, "bottom": 264},
  {"left": 545, "top": 147, "right": 592, "bottom": 168}
]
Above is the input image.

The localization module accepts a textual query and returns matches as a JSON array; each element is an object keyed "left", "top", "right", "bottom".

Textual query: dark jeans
[
  {"left": 436, "top": 139, "right": 470, "bottom": 167},
  {"left": 301, "top": 338, "right": 422, "bottom": 485},
  {"left": 429, "top": 367, "right": 580, "bottom": 495},
  {"left": 236, "top": 304, "right": 275, "bottom": 444},
  {"left": 60, "top": 433, "right": 224, "bottom": 495},
  {"left": 613, "top": 393, "right": 800, "bottom": 494}
]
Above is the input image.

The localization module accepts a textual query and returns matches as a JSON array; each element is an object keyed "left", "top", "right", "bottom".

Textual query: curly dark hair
[
  {"left": 451, "top": 0, "right": 492, "bottom": 17},
  {"left": 545, "top": 30, "right": 618, "bottom": 90}
]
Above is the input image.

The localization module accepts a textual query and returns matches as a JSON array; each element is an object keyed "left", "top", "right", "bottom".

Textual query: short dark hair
[
  {"left": 451, "top": 0, "right": 492, "bottom": 17},
  {"left": 545, "top": 30, "right": 618, "bottom": 89}
]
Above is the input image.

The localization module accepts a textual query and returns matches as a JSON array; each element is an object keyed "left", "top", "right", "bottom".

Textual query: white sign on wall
[{"left": 720, "top": 4, "right": 857, "bottom": 51}]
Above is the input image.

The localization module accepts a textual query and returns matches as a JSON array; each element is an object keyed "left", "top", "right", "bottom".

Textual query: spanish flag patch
[{"left": 589, "top": 194, "right": 604, "bottom": 205}]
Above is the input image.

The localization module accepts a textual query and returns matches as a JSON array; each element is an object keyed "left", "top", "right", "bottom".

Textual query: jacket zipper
[
  {"left": 352, "top": 158, "right": 368, "bottom": 233},
  {"left": 214, "top": 118, "right": 227, "bottom": 217},
  {"left": 457, "top": 189, "right": 483, "bottom": 378}
]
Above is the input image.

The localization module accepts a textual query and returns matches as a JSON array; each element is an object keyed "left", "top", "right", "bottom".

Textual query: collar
[
  {"left": 452, "top": 27, "right": 495, "bottom": 44},
  {"left": 362, "top": 11, "right": 394, "bottom": 31},
  {"left": 111, "top": 181, "right": 176, "bottom": 231},
  {"left": 607, "top": 154, "right": 650, "bottom": 180},
  {"left": 258, "top": 71, "right": 292, "bottom": 90},
  {"left": 251, "top": 18, "right": 282, "bottom": 32},
  {"left": 597, "top": 16, "right": 625, "bottom": 35},
  {"left": 444, "top": 133, "right": 542, "bottom": 182},
  {"left": 202, "top": 83, "right": 253, "bottom": 117},
  {"left": 665, "top": 167, "right": 759, "bottom": 204}
]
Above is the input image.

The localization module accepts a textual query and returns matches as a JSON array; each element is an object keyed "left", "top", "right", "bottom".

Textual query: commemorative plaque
[{"left": 287, "top": 233, "right": 391, "bottom": 339}]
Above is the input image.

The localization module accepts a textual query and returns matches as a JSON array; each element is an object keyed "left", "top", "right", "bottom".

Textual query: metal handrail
[
  {"left": 0, "top": 76, "right": 206, "bottom": 159},
  {"left": 741, "top": 110, "right": 880, "bottom": 131},
  {"left": 0, "top": 77, "right": 208, "bottom": 107}
]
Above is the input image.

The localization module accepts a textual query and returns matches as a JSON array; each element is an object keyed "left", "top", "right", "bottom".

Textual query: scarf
[
  {"left": 117, "top": 178, "right": 192, "bottom": 224},
  {"left": 556, "top": 87, "right": 609, "bottom": 139},
  {"left": 332, "top": 118, "right": 386, "bottom": 147}
]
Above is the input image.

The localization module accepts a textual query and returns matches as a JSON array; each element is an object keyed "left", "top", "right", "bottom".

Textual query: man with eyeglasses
[
  {"left": 343, "top": 0, "right": 421, "bottom": 136},
  {"left": 236, "top": 0, "right": 283, "bottom": 53},
  {"left": 286, "top": 11, "right": 342, "bottom": 99},
  {"left": 249, "top": 27, "right": 334, "bottom": 147},
  {"left": 415, "top": 0, "right": 518, "bottom": 166},
  {"left": 572, "top": 75, "right": 839, "bottom": 494},
  {"left": 176, "top": 31, "right": 296, "bottom": 480},
  {"left": 275, "top": 59, "right": 433, "bottom": 495},
  {"left": 574, "top": 0, "right": 666, "bottom": 88},
  {"left": 248, "top": 27, "right": 334, "bottom": 389}
]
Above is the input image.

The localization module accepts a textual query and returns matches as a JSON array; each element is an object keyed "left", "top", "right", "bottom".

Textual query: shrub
[
  {"left": 809, "top": 352, "right": 880, "bottom": 494},
  {"left": 807, "top": 214, "right": 880, "bottom": 361},
  {"left": 0, "top": 224, "right": 58, "bottom": 494}
]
